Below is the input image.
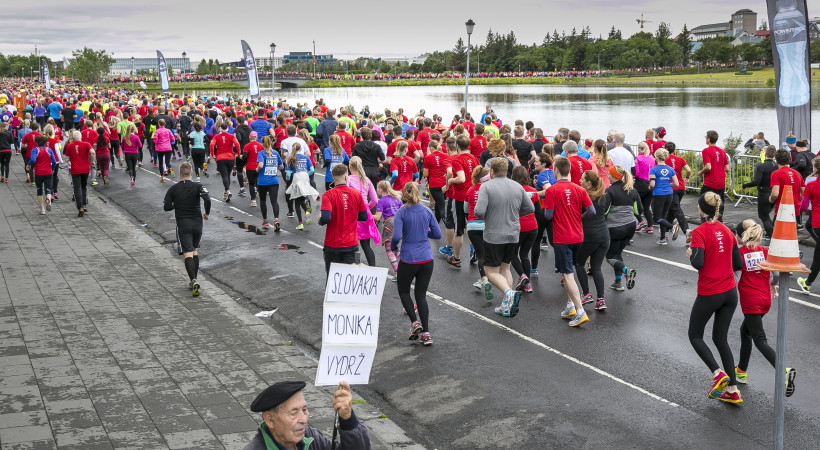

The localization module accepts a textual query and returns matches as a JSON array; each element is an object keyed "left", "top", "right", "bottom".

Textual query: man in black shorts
[
  {"left": 163, "top": 162, "right": 211, "bottom": 296},
  {"left": 474, "top": 157, "right": 534, "bottom": 317}
]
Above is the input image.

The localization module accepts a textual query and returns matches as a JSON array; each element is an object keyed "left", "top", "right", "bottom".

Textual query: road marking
[
  {"left": 422, "top": 289, "right": 679, "bottom": 407},
  {"left": 625, "top": 249, "right": 820, "bottom": 311}
]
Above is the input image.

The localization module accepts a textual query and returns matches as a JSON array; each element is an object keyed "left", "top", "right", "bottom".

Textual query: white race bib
[{"left": 744, "top": 251, "right": 765, "bottom": 272}]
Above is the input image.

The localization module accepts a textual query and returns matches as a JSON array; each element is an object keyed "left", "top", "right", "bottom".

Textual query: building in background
[
  {"left": 283, "top": 52, "right": 336, "bottom": 67},
  {"left": 691, "top": 9, "right": 758, "bottom": 41},
  {"left": 810, "top": 17, "right": 820, "bottom": 41},
  {"left": 109, "top": 57, "right": 193, "bottom": 75}
]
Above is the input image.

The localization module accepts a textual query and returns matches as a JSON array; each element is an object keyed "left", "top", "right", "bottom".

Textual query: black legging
[
  {"left": 359, "top": 239, "right": 376, "bottom": 266},
  {"left": 467, "top": 229, "right": 486, "bottom": 277},
  {"left": 606, "top": 223, "right": 635, "bottom": 277},
  {"left": 688, "top": 289, "right": 738, "bottom": 386},
  {"left": 651, "top": 194, "right": 673, "bottom": 238},
  {"left": 257, "top": 184, "right": 280, "bottom": 220},
  {"left": 72, "top": 173, "right": 88, "bottom": 210},
  {"left": 110, "top": 139, "right": 120, "bottom": 164},
  {"left": 125, "top": 153, "right": 138, "bottom": 180},
  {"left": 665, "top": 190, "right": 689, "bottom": 234},
  {"left": 531, "top": 210, "right": 548, "bottom": 270},
  {"left": 294, "top": 196, "right": 307, "bottom": 222},
  {"left": 635, "top": 178, "right": 653, "bottom": 224},
  {"left": 51, "top": 166, "right": 60, "bottom": 195},
  {"left": 191, "top": 148, "right": 206, "bottom": 176},
  {"left": 0, "top": 152, "right": 10, "bottom": 178},
  {"left": 397, "top": 260, "right": 433, "bottom": 332},
  {"left": 575, "top": 239, "right": 609, "bottom": 299},
  {"left": 283, "top": 170, "right": 294, "bottom": 214},
  {"left": 429, "top": 187, "right": 445, "bottom": 223},
  {"left": 157, "top": 151, "right": 172, "bottom": 176},
  {"left": 511, "top": 229, "right": 537, "bottom": 277},
  {"left": 217, "top": 159, "right": 235, "bottom": 191},
  {"left": 737, "top": 313, "right": 777, "bottom": 371},
  {"left": 246, "top": 170, "right": 258, "bottom": 201},
  {"left": 236, "top": 157, "right": 246, "bottom": 189},
  {"left": 35, "top": 173, "right": 53, "bottom": 196},
  {"left": 757, "top": 189, "right": 774, "bottom": 237}
]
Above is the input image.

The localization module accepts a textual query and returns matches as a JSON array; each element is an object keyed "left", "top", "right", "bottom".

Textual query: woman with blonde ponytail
[
  {"left": 603, "top": 165, "right": 641, "bottom": 291},
  {"left": 732, "top": 219, "right": 794, "bottom": 396},
  {"left": 685, "top": 191, "right": 744, "bottom": 404}
]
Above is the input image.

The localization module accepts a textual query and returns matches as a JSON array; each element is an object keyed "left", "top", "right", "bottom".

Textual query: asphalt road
[{"left": 86, "top": 159, "right": 820, "bottom": 449}]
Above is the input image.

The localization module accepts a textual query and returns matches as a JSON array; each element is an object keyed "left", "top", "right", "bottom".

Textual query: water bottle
[{"left": 773, "top": 0, "right": 810, "bottom": 107}]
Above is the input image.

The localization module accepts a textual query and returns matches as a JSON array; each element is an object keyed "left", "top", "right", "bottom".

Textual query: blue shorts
[{"left": 553, "top": 243, "right": 580, "bottom": 274}]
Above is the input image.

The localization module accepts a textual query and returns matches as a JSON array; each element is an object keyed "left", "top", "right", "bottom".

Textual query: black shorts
[
  {"left": 176, "top": 218, "right": 203, "bottom": 253},
  {"left": 553, "top": 243, "right": 580, "bottom": 274},
  {"left": 484, "top": 242, "right": 518, "bottom": 267},
  {"left": 443, "top": 197, "right": 466, "bottom": 235}
]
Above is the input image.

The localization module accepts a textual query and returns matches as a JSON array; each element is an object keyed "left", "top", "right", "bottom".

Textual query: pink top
[
  {"left": 152, "top": 127, "right": 174, "bottom": 152},
  {"left": 348, "top": 174, "right": 381, "bottom": 241},
  {"left": 121, "top": 134, "right": 143, "bottom": 154},
  {"left": 589, "top": 154, "right": 614, "bottom": 188},
  {"left": 635, "top": 154, "right": 656, "bottom": 181}
]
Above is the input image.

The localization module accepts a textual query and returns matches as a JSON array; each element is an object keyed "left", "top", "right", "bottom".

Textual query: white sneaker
[
  {"left": 250, "top": 200, "right": 257, "bottom": 207},
  {"left": 196, "top": 177, "right": 201, "bottom": 183}
]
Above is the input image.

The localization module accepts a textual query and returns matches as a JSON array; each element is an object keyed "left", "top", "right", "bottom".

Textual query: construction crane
[{"left": 636, "top": 14, "right": 653, "bottom": 30}]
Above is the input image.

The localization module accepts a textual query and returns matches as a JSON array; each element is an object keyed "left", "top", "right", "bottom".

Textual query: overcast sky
[{"left": 5, "top": 0, "right": 815, "bottom": 61}]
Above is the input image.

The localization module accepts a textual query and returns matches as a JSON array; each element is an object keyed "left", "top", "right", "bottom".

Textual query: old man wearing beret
[{"left": 243, "top": 380, "right": 370, "bottom": 450}]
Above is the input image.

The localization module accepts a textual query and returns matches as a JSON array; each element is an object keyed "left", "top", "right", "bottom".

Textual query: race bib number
[
  {"left": 744, "top": 251, "right": 765, "bottom": 272},
  {"left": 264, "top": 165, "right": 277, "bottom": 176}
]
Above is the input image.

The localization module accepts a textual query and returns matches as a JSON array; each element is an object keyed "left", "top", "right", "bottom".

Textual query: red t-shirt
[
  {"left": 416, "top": 128, "right": 434, "bottom": 156},
  {"left": 449, "top": 153, "right": 479, "bottom": 202},
  {"left": 690, "top": 221, "right": 737, "bottom": 295},
  {"left": 520, "top": 185, "right": 538, "bottom": 232},
  {"left": 335, "top": 131, "right": 355, "bottom": 156},
  {"left": 243, "top": 142, "right": 263, "bottom": 171},
  {"left": 30, "top": 147, "right": 55, "bottom": 176},
  {"left": 770, "top": 166, "right": 804, "bottom": 216},
  {"left": 463, "top": 121, "right": 475, "bottom": 138},
  {"left": 210, "top": 132, "right": 240, "bottom": 161},
  {"left": 22, "top": 131, "right": 42, "bottom": 158},
  {"left": 666, "top": 154, "right": 687, "bottom": 191},
  {"left": 738, "top": 245, "right": 771, "bottom": 314},
  {"left": 273, "top": 126, "right": 287, "bottom": 149},
  {"left": 321, "top": 185, "right": 366, "bottom": 249},
  {"left": 543, "top": 180, "right": 592, "bottom": 244},
  {"left": 702, "top": 146, "right": 727, "bottom": 189},
  {"left": 65, "top": 141, "right": 93, "bottom": 175},
  {"left": 387, "top": 138, "right": 408, "bottom": 158},
  {"left": 81, "top": 128, "right": 99, "bottom": 148},
  {"left": 643, "top": 140, "right": 656, "bottom": 156},
  {"left": 390, "top": 155, "right": 416, "bottom": 191},
  {"left": 468, "top": 136, "right": 487, "bottom": 160},
  {"left": 466, "top": 183, "right": 482, "bottom": 222},
  {"left": 652, "top": 139, "right": 667, "bottom": 155},
  {"left": 423, "top": 151, "right": 448, "bottom": 188},
  {"left": 804, "top": 179, "right": 820, "bottom": 226},
  {"left": 568, "top": 155, "right": 592, "bottom": 185}
]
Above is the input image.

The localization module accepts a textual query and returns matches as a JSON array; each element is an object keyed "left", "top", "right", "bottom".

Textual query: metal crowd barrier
[
  {"left": 731, "top": 154, "right": 760, "bottom": 206},
  {"left": 675, "top": 149, "right": 704, "bottom": 193}
]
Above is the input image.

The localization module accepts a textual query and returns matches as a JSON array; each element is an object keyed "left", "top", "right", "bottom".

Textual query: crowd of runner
[{"left": 0, "top": 80, "right": 804, "bottom": 404}]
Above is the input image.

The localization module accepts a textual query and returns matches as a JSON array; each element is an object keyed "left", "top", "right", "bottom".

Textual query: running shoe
[
  {"left": 77, "top": 208, "right": 84, "bottom": 217},
  {"left": 169, "top": 170, "right": 175, "bottom": 178},
  {"left": 262, "top": 219, "right": 270, "bottom": 227},
  {"left": 238, "top": 189, "right": 246, "bottom": 197},
  {"left": 635, "top": 220, "right": 646, "bottom": 231},
  {"left": 409, "top": 321, "right": 422, "bottom": 340},
  {"left": 626, "top": 268, "right": 637, "bottom": 290},
  {"left": 296, "top": 223, "right": 304, "bottom": 230},
  {"left": 494, "top": 299, "right": 511, "bottom": 317},
  {"left": 483, "top": 281, "right": 494, "bottom": 301},
  {"left": 192, "top": 281, "right": 201, "bottom": 297},
  {"left": 250, "top": 200, "right": 257, "bottom": 207},
  {"left": 735, "top": 367, "right": 747, "bottom": 384},
  {"left": 130, "top": 180, "right": 135, "bottom": 187},
  {"left": 709, "top": 370, "right": 730, "bottom": 398},
  {"left": 445, "top": 255, "right": 461, "bottom": 268},
  {"left": 473, "top": 280, "right": 483, "bottom": 291},
  {"left": 672, "top": 222, "right": 681, "bottom": 241},
  {"left": 438, "top": 245, "right": 453, "bottom": 257},
  {"left": 594, "top": 298, "right": 607, "bottom": 310},
  {"left": 581, "top": 293, "right": 594, "bottom": 305},
  {"left": 160, "top": 178, "right": 165, "bottom": 184},
  {"left": 560, "top": 305, "right": 577, "bottom": 319},
  {"left": 226, "top": 193, "right": 232, "bottom": 203},
  {"left": 203, "top": 171, "right": 209, "bottom": 178},
  {"left": 540, "top": 238, "right": 549, "bottom": 249},
  {"left": 786, "top": 368, "right": 797, "bottom": 397},
  {"left": 286, "top": 212, "right": 295, "bottom": 218},
  {"left": 4, "top": 178, "right": 8, "bottom": 183},
  {"left": 420, "top": 332, "right": 433, "bottom": 346},
  {"left": 52, "top": 193, "right": 59, "bottom": 200},
  {"left": 718, "top": 390, "right": 743, "bottom": 405},
  {"left": 610, "top": 281, "right": 624, "bottom": 291},
  {"left": 232, "top": 167, "right": 237, "bottom": 176},
  {"left": 306, "top": 202, "right": 312, "bottom": 215},
  {"left": 797, "top": 277, "right": 811, "bottom": 293},
  {"left": 656, "top": 238, "right": 667, "bottom": 245},
  {"left": 530, "top": 268, "right": 539, "bottom": 278},
  {"left": 643, "top": 226, "right": 655, "bottom": 234},
  {"left": 515, "top": 275, "right": 529, "bottom": 292},
  {"left": 195, "top": 177, "right": 201, "bottom": 183},
  {"left": 103, "top": 176, "right": 109, "bottom": 185},
  {"left": 26, "top": 176, "right": 30, "bottom": 183},
  {"left": 45, "top": 198, "right": 51, "bottom": 211},
  {"left": 523, "top": 279, "right": 533, "bottom": 293},
  {"left": 305, "top": 212, "right": 311, "bottom": 225},
  {"left": 509, "top": 290, "right": 521, "bottom": 317},
  {"left": 274, "top": 221, "right": 281, "bottom": 232},
  {"left": 39, "top": 207, "right": 45, "bottom": 215},
  {"left": 389, "top": 275, "right": 397, "bottom": 282},
  {"left": 569, "top": 311, "right": 589, "bottom": 327}
]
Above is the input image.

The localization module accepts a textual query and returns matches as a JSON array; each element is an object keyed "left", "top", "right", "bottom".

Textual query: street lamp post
[
  {"left": 464, "top": 19, "right": 475, "bottom": 119},
  {"left": 131, "top": 57, "right": 135, "bottom": 90},
  {"left": 597, "top": 51, "right": 603, "bottom": 77},
  {"left": 270, "top": 43, "right": 276, "bottom": 102},
  {"left": 182, "top": 51, "right": 187, "bottom": 98}
]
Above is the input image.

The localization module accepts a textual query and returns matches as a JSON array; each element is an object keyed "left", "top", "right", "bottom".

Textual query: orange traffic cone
[{"left": 758, "top": 185, "right": 809, "bottom": 273}]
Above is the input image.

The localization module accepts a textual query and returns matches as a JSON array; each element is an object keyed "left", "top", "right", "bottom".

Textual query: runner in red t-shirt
[
  {"left": 664, "top": 142, "right": 691, "bottom": 240},
  {"left": 441, "top": 136, "right": 478, "bottom": 268},
  {"left": 698, "top": 130, "right": 730, "bottom": 221},
  {"left": 389, "top": 141, "right": 418, "bottom": 192},
  {"left": 564, "top": 141, "right": 592, "bottom": 185},
  {"left": 468, "top": 123, "right": 487, "bottom": 160},
  {"left": 65, "top": 134, "right": 94, "bottom": 215},
  {"left": 511, "top": 166, "right": 540, "bottom": 294},
  {"left": 423, "top": 142, "right": 448, "bottom": 223},
  {"left": 543, "top": 158, "right": 594, "bottom": 327},
  {"left": 769, "top": 149, "right": 804, "bottom": 218},
  {"left": 686, "top": 191, "right": 743, "bottom": 404},
  {"left": 319, "top": 165, "right": 367, "bottom": 273}
]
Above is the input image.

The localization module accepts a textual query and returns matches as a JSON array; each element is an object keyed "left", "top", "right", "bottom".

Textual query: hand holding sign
[{"left": 333, "top": 382, "right": 353, "bottom": 420}]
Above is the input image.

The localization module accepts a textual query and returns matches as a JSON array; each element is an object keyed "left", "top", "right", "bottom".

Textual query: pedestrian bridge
[{"left": 234, "top": 76, "right": 311, "bottom": 89}]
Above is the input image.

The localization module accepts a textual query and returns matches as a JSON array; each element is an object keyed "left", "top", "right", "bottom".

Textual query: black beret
[{"left": 250, "top": 381, "right": 307, "bottom": 412}]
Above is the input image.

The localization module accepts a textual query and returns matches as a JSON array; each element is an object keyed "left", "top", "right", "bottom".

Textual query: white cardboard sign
[{"left": 316, "top": 263, "right": 387, "bottom": 386}]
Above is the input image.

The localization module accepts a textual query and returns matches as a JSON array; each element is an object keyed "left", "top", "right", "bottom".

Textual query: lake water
[{"left": 191, "top": 84, "right": 820, "bottom": 151}]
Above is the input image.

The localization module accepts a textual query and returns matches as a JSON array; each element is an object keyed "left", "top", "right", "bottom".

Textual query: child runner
[
  {"left": 284, "top": 143, "right": 320, "bottom": 230},
  {"left": 649, "top": 148, "right": 679, "bottom": 245},
  {"left": 733, "top": 220, "right": 796, "bottom": 397},
  {"left": 373, "top": 181, "right": 403, "bottom": 281},
  {"left": 322, "top": 135, "right": 349, "bottom": 191},
  {"left": 27, "top": 135, "right": 57, "bottom": 215}
]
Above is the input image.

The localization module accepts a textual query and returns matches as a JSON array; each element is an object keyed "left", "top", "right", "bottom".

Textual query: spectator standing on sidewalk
[{"left": 742, "top": 145, "right": 777, "bottom": 238}]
